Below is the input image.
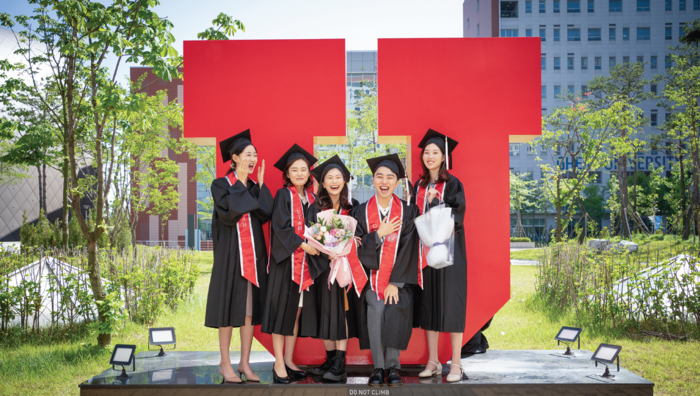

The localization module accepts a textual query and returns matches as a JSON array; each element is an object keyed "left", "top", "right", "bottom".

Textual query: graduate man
[{"left": 351, "top": 154, "right": 420, "bottom": 387}]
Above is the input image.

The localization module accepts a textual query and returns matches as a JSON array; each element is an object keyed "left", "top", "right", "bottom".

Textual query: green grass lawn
[{"left": 1, "top": 251, "right": 698, "bottom": 395}]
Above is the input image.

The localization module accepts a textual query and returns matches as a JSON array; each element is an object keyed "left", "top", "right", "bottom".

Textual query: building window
[
  {"left": 637, "top": 27, "right": 650, "bottom": 40},
  {"left": 568, "top": 56, "right": 574, "bottom": 69},
  {"left": 501, "top": 1, "right": 519, "bottom": 17},
  {"left": 541, "top": 56, "right": 546, "bottom": 69},
  {"left": 554, "top": 28, "right": 560, "bottom": 41},
  {"left": 666, "top": 26, "right": 673, "bottom": 40},
  {"left": 636, "top": 56, "right": 643, "bottom": 64},
  {"left": 568, "top": 28, "right": 581, "bottom": 41},
  {"left": 477, "top": 0, "right": 480, "bottom": 10},
  {"left": 637, "top": 0, "right": 650, "bottom": 11},
  {"left": 650, "top": 84, "right": 657, "bottom": 94},
  {"left": 540, "top": 28, "right": 547, "bottom": 41},
  {"left": 623, "top": 56, "right": 630, "bottom": 63},
  {"left": 581, "top": 56, "right": 588, "bottom": 69},
  {"left": 694, "top": 0, "right": 699, "bottom": 10},
  {"left": 665, "top": 55, "right": 672, "bottom": 68},
  {"left": 526, "top": 0, "right": 533, "bottom": 12},
  {"left": 610, "top": 0, "right": 622, "bottom": 11},
  {"left": 582, "top": 84, "right": 588, "bottom": 93},
  {"left": 651, "top": 113, "right": 658, "bottom": 126},
  {"left": 666, "top": 0, "right": 672, "bottom": 10},
  {"left": 610, "top": 56, "right": 617, "bottom": 67},
  {"left": 542, "top": 86, "right": 547, "bottom": 98},
  {"left": 609, "top": 27, "right": 616, "bottom": 40},
  {"left": 554, "top": 0, "right": 561, "bottom": 12},
  {"left": 680, "top": 0, "right": 685, "bottom": 10},
  {"left": 554, "top": 85, "right": 562, "bottom": 97},
  {"left": 501, "top": 29, "right": 519, "bottom": 37},
  {"left": 568, "top": 0, "right": 581, "bottom": 12},
  {"left": 588, "top": 28, "right": 601, "bottom": 41},
  {"left": 477, "top": 24, "right": 480, "bottom": 36},
  {"left": 554, "top": 57, "right": 561, "bottom": 69},
  {"left": 509, "top": 144, "right": 521, "bottom": 156},
  {"left": 588, "top": 0, "right": 595, "bottom": 11},
  {"left": 568, "top": 85, "right": 575, "bottom": 95},
  {"left": 623, "top": 27, "right": 630, "bottom": 40},
  {"left": 595, "top": 56, "right": 602, "bottom": 69},
  {"left": 526, "top": 29, "right": 533, "bottom": 37},
  {"left": 651, "top": 55, "right": 658, "bottom": 69},
  {"left": 540, "top": 0, "right": 546, "bottom": 12}
]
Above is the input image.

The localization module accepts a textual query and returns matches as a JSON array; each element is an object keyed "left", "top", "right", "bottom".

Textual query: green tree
[
  {"left": 509, "top": 171, "right": 537, "bottom": 238},
  {"left": 587, "top": 61, "right": 662, "bottom": 238}
]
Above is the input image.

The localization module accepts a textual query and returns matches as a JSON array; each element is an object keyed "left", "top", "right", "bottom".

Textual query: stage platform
[{"left": 79, "top": 350, "right": 653, "bottom": 395}]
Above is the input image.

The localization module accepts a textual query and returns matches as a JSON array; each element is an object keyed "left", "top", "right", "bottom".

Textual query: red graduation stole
[
  {"left": 366, "top": 194, "right": 403, "bottom": 300},
  {"left": 340, "top": 208, "right": 367, "bottom": 297},
  {"left": 289, "top": 187, "right": 315, "bottom": 292},
  {"left": 415, "top": 180, "right": 446, "bottom": 289},
  {"left": 225, "top": 172, "right": 260, "bottom": 287}
]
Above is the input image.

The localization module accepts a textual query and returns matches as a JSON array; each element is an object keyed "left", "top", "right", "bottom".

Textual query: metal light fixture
[
  {"left": 149, "top": 327, "right": 177, "bottom": 357},
  {"left": 591, "top": 343, "right": 622, "bottom": 378},
  {"left": 554, "top": 326, "right": 582, "bottom": 356},
  {"left": 110, "top": 344, "right": 136, "bottom": 380}
]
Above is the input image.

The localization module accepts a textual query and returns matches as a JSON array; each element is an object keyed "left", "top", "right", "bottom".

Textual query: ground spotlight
[
  {"left": 591, "top": 343, "right": 622, "bottom": 378},
  {"left": 554, "top": 326, "right": 582, "bottom": 356},
  {"left": 110, "top": 344, "right": 136, "bottom": 380},
  {"left": 149, "top": 327, "right": 177, "bottom": 357}
]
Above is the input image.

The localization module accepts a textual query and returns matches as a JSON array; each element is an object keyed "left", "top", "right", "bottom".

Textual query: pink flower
[{"left": 329, "top": 229, "right": 337, "bottom": 236}]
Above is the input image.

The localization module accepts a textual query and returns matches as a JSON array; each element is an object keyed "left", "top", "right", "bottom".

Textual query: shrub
[
  {"left": 510, "top": 237, "right": 531, "bottom": 243},
  {"left": 600, "top": 227, "right": 611, "bottom": 239},
  {"left": 655, "top": 229, "right": 663, "bottom": 235}
]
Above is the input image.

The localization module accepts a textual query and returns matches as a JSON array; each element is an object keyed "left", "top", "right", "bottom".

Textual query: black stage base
[{"left": 79, "top": 350, "right": 653, "bottom": 396}]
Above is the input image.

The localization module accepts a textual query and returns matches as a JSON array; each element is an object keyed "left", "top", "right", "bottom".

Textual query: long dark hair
[
  {"left": 418, "top": 143, "right": 451, "bottom": 188},
  {"left": 282, "top": 158, "right": 314, "bottom": 190},
  {"left": 316, "top": 166, "right": 352, "bottom": 211},
  {"left": 226, "top": 144, "right": 257, "bottom": 175}
]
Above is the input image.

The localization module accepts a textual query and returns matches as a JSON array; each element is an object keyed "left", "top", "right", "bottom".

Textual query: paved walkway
[{"left": 511, "top": 259, "right": 540, "bottom": 266}]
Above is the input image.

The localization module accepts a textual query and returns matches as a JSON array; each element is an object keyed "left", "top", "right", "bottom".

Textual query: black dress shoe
[
  {"left": 312, "top": 350, "right": 336, "bottom": 375},
  {"left": 285, "top": 364, "right": 308, "bottom": 381},
  {"left": 322, "top": 351, "right": 347, "bottom": 382},
  {"left": 387, "top": 367, "right": 403, "bottom": 387},
  {"left": 367, "top": 368, "right": 385, "bottom": 386},
  {"left": 272, "top": 367, "right": 291, "bottom": 384}
]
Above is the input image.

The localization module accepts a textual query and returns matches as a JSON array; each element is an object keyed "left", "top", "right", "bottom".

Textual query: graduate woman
[
  {"left": 261, "top": 144, "right": 320, "bottom": 384},
  {"left": 352, "top": 154, "right": 420, "bottom": 387},
  {"left": 412, "top": 129, "right": 467, "bottom": 383},
  {"left": 306, "top": 155, "right": 361, "bottom": 382},
  {"left": 205, "top": 130, "right": 273, "bottom": 384}
]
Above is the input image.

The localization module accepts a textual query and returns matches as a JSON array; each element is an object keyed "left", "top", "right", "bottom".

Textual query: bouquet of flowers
[{"left": 304, "top": 210, "right": 358, "bottom": 288}]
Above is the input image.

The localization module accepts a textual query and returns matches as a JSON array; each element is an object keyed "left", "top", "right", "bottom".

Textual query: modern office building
[{"left": 464, "top": 0, "right": 700, "bottom": 238}]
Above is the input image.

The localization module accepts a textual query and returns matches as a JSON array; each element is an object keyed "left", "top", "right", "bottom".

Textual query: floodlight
[
  {"left": 148, "top": 327, "right": 176, "bottom": 357},
  {"left": 554, "top": 326, "right": 582, "bottom": 356},
  {"left": 591, "top": 343, "right": 622, "bottom": 378},
  {"left": 110, "top": 344, "right": 136, "bottom": 380}
]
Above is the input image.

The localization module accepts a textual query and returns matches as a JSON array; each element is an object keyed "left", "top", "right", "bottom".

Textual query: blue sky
[{"left": 2, "top": 0, "right": 464, "bottom": 52}]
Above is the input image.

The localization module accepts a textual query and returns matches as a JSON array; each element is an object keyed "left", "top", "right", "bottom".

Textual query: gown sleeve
[
  {"left": 305, "top": 204, "right": 331, "bottom": 279},
  {"left": 270, "top": 188, "right": 305, "bottom": 265},
  {"left": 251, "top": 183, "right": 274, "bottom": 224},
  {"left": 211, "top": 177, "right": 261, "bottom": 227}
]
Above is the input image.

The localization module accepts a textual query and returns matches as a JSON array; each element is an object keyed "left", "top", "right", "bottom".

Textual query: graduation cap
[
  {"left": 366, "top": 153, "right": 406, "bottom": 179},
  {"left": 311, "top": 155, "right": 352, "bottom": 182},
  {"left": 273, "top": 144, "right": 318, "bottom": 172},
  {"left": 417, "top": 128, "right": 459, "bottom": 169},
  {"left": 219, "top": 129, "right": 253, "bottom": 164}
]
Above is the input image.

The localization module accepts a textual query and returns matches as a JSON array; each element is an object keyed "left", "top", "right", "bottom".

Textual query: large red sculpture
[{"left": 183, "top": 37, "right": 540, "bottom": 365}]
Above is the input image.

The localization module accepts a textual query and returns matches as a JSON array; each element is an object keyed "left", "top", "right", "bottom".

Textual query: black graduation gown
[
  {"left": 411, "top": 175, "right": 467, "bottom": 333},
  {"left": 205, "top": 176, "right": 273, "bottom": 328},
  {"left": 305, "top": 199, "right": 361, "bottom": 341},
  {"left": 261, "top": 188, "right": 318, "bottom": 337},
  {"left": 351, "top": 197, "right": 420, "bottom": 351}
]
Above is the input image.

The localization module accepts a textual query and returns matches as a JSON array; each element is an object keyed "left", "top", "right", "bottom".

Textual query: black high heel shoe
[
  {"left": 285, "top": 364, "right": 308, "bottom": 381},
  {"left": 272, "top": 367, "right": 291, "bottom": 384}
]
